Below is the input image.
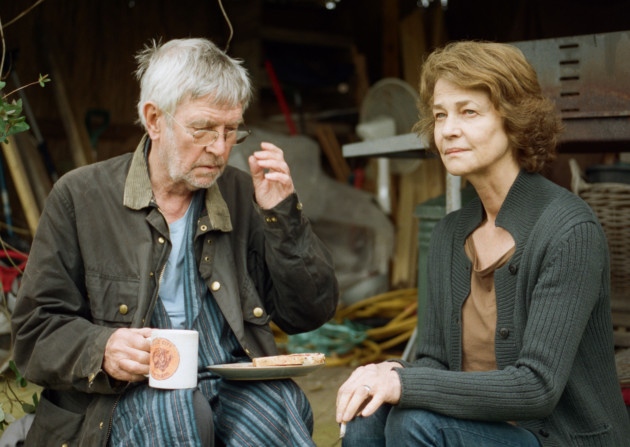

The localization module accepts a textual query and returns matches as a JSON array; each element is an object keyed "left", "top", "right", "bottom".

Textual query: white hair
[{"left": 135, "top": 38, "right": 252, "bottom": 128}]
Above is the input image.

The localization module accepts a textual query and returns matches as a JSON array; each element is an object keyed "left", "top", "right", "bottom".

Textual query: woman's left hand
[
  {"left": 336, "top": 362, "right": 403, "bottom": 424},
  {"left": 248, "top": 142, "right": 295, "bottom": 209}
]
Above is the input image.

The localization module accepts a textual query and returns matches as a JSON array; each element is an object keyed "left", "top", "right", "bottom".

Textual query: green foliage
[
  {"left": 0, "top": 361, "right": 39, "bottom": 431},
  {"left": 0, "top": 74, "right": 50, "bottom": 144}
]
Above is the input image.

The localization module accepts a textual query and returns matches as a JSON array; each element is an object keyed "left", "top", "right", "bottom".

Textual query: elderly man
[{"left": 12, "top": 37, "right": 338, "bottom": 446}]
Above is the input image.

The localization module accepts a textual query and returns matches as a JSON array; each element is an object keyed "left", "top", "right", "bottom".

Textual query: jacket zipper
[
  {"left": 105, "top": 225, "right": 168, "bottom": 445},
  {"left": 104, "top": 391, "right": 124, "bottom": 446}
]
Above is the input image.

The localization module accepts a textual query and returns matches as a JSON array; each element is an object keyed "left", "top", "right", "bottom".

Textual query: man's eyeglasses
[{"left": 163, "top": 110, "right": 251, "bottom": 146}]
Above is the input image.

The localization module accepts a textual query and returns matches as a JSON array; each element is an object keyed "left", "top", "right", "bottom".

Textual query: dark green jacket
[
  {"left": 11, "top": 137, "right": 339, "bottom": 446},
  {"left": 399, "top": 171, "right": 630, "bottom": 446}
]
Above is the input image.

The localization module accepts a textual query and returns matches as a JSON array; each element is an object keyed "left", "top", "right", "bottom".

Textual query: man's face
[{"left": 158, "top": 96, "right": 244, "bottom": 190}]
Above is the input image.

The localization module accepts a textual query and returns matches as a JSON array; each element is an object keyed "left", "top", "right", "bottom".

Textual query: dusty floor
[{"left": 294, "top": 365, "right": 355, "bottom": 446}]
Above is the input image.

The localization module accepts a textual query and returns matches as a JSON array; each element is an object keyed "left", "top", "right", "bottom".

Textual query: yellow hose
[{"left": 287, "top": 288, "right": 420, "bottom": 367}]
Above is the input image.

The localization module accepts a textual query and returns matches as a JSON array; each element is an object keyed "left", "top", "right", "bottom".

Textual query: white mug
[{"left": 149, "top": 329, "right": 199, "bottom": 389}]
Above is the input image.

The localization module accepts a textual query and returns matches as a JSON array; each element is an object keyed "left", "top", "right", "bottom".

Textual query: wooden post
[
  {"left": 315, "top": 124, "right": 351, "bottom": 184},
  {"left": 1, "top": 136, "right": 41, "bottom": 236},
  {"left": 382, "top": 0, "right": 400, "bottom": 78},
  {"left": 15, "top": 132, "right": 52, "bottom": 211},
  {"left": 48, "top": 53, "right": 94, "bottom": 168}
]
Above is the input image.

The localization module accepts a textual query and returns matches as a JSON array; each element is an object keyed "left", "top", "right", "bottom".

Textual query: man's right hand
[{"left": 102, "top": 327, "right": 153, "bottom": 382}]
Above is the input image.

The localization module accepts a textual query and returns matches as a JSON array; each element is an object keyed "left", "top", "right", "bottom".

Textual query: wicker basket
[
  {"left": 617, "top": 348, "right": 630, "bottom": 386},
  {"left": 570, "top": 158, "right": 630, "bottom": 347}
]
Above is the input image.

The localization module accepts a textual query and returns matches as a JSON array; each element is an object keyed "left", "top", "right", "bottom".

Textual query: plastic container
[{"left": 586, "top": 163, "right": 630, "bottom": 184}]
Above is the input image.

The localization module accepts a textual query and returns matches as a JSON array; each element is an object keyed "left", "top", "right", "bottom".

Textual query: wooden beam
[
  {"left": 315, "top": 124, "right": 351, "bottom": 184},
  {"left": 391, "top": 158, "right": 445, "bottom": 288},
  {"left": 48, "top": 53, "right": 94, "bottom": 168},
  {"left": 382, "top": 0, "right": 400, "bottom": 78},
  {"left": 1, "top": 136, "right": 40, "bottom": 236},
  {"left": 15, "top": 132, "right": 52, "bottom": 211},
  {"left": 400, "top": 8, "right": 427, "bottom": 90}
]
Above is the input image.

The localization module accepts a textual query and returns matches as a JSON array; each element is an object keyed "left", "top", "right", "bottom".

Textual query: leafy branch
[
  {"left": 0, "top": 74, "right": 50, "bottom": 143},
  {"left": 0, "top": 0, "right": 48, "bottom": 430},
  {"left": 0, "top": 0, "right": 50, "bottom": 143},
  {"left": 0, "top": 361, "right": 38, "bottom": 430}
]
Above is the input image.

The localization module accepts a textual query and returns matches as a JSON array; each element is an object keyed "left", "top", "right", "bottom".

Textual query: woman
[{"left": 336, "top": 41, "right": 630, "bottom": 446}]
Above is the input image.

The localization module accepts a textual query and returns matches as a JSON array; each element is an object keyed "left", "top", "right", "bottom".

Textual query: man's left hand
[{"left": 248, "top": 142, "right": 295, "bottom": 209}]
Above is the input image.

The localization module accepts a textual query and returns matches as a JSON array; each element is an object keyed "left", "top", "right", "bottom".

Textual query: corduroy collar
[{"left": 123, "top": 134, "right": 233, "bottom": 232}]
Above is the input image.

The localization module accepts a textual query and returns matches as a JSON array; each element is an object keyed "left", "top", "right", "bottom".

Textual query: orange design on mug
[{"left": 150, "top": 337, "right": 180, "bottom": 380}]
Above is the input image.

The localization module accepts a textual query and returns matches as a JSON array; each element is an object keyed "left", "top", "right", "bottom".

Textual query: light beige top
[{"left": 462, "top": 236, "right": 515, "bottom": 372}]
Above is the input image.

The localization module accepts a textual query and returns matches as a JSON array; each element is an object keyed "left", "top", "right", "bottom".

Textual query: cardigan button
[
  {"left": 119, "top": 304, "right": 129, "bottom": 315},
  {"left": 498, "top": 327, "right": 510, "bottom": 339},
  {"left": 211, "top": 281, "right": 221, "bottom": 291},
  {"left": 508, "top": 264, "right": 518, "bottom": 274},
  {"left": 253, "top": 307, "right": 264, "bottom": 318}
]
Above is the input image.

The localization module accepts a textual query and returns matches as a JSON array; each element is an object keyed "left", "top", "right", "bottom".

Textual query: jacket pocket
[
  {"left": 25, "top": 393, "right": 84, "bottom": 446},
  {"left": 86, "top": 272, "right": 140, "bottom": 326}
]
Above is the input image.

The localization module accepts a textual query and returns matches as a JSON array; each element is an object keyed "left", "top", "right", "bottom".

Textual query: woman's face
[{"left": 432, "top": 78, "right": 518, "bottom": 181}]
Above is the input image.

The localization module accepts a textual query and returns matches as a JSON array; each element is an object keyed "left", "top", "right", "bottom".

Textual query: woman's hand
[{"left": 336, "top": 362, "right": 403, "bottom": 424}]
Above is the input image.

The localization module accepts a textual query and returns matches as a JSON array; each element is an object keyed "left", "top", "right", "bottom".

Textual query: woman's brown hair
[{"left": 413, "top": 41, "right": 562, "bottom": 173}]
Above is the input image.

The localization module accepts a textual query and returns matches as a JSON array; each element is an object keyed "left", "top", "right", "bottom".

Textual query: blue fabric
[
  {"left": 110, "top": 192, "right": 315, "bottom": 446},
  {"left": 342, "top": 406, "right": 541, "bottom": 447},
  {"left": 159, "top": 203, "right": 191, "bottom": 329}
]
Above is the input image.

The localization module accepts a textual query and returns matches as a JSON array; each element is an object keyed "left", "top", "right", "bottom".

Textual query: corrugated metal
[{"left": 513, "top": 31, "right": 630, "bottom": 147}]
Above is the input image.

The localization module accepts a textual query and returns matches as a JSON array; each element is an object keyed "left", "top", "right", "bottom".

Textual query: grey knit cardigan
[{"left": 397, "top": 171, "right": 630, "bottom": 446}]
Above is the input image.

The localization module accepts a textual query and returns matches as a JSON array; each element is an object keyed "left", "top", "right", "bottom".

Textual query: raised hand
[{"left": 248, "top": 142, "right": 295, "bottom": 209}]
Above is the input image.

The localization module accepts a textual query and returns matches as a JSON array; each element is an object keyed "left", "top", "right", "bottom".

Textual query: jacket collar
[{"left": 123, "top": 134, "right": 233, "bottom": 232}]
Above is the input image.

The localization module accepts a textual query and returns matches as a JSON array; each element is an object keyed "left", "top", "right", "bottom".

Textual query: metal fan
[{"left": 357, "top": 78, "right": 422, "bottom": 213}]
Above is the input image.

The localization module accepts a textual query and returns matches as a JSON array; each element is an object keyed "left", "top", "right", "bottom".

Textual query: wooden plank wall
[{"left": 388, "top": 4, "right": 447, "bottom": 288}]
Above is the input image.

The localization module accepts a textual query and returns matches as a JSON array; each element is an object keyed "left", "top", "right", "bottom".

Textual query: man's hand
[
  {"left": 336, "top": 362, "right": 403, "bottom": 424},
  {"left": 102, "top": 327, "right": 152, "bottom": 382},
  {"left": 248, "top": 142, "right": 295, "bottom": 209}
]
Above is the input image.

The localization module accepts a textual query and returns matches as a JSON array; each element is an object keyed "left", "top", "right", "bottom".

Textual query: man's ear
[{"left": 143, "top": 102, "right": 161, "bottom": 139}]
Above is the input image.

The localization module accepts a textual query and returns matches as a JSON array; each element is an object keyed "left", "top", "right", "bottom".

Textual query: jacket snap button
[
  {"left": 200, "top": 225, "right": 208, "bottom": 231},
  {"left": 499, "top": 327, "right": 509, "bottom": 338},
  {"left": 538, "top": 429, "right": 549, "bottom": 438},
  {"left": 158, "top": 237, "right": 165, "bottom": 244},
  {"left": 253, "top": 307, "right": 264, "bottom": 317},
  {"left": 211, "top": 281, "right": 221, "bottom": 291},
  {"left": 296, "top": 202, "right": 303, "bottom": 210},
  {"left": 119, "top": 304, "right": 129, "bottom": 315}
]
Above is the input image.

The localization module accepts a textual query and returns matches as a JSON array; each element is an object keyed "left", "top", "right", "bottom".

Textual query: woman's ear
[{"left": 143, "top": 102, "right": 161, "bottom": 139}]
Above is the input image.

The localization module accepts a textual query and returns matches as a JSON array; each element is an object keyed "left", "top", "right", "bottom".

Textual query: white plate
[{"left": 206, "top": 362, "right": 325, "bottom": 380}]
